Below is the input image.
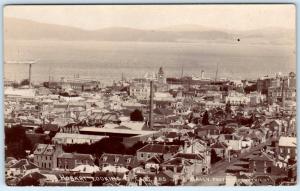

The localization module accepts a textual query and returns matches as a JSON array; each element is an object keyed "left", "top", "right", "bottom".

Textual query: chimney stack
[
  {"left": 149, "top": 80, "right": 154, "bottom": 129},
  {"left": 29, "top": 63, "right": 32, "bottom": 88}
]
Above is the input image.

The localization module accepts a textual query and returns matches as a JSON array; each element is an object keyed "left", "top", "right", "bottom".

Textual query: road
[{"left": 185, "top": 142, "right": 268, "bottom": 186}]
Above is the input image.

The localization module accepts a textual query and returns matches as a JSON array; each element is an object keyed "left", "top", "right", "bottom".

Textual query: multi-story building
[{"left": 137, "top": 144, "right": 180, "bottom": 162}]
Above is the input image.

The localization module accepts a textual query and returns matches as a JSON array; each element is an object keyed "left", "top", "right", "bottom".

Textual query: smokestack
[
  {"left": 149, "top": 80, "right": 154, "bottom": 129},
  {"left": 282, "top": 78, "right": 285, "bottom": 107},
  {"left": 201, "top": 70, "right": 204, "bottom": 80},
  {"left": 29, "top": 63, "right": 32, "bottom": 88}
]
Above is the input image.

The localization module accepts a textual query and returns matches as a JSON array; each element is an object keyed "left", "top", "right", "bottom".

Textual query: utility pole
[{"left": 149, "top": 81, "right": 154, "bottom": 129}]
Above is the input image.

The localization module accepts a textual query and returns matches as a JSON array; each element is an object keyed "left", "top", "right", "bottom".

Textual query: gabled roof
[
  {"left": 9, "top": 159, "right": 38, "bottom": 170},
  {"left": 173, "top": 153, "right": 204, "bottom": 160},
  {"left": 250, "top": 152, "right": 275, "bottom": 162},
  {"left": 211, "top": 142, "right": 228, "bottom": 149},
  {"left": 165, "top": 132, "right": 178, "bottom": 139},
  {"left": 162, "top": 157, "right": 193, "bottom": 166},
  {"left": 137, "top": 144, "right": 180, "bottom": 154},
  {"left": 278, "top": 136, "right": 296, "bottom": 147},
  {"left": 153, "top": 108, "right": 174, "bottom": 116},
  {"left": 42, "top": 123, "right": 59, "bottom": 132},
  {"left": 22, "top": 172, "right": 46, "bottom": 180},
  {"left": 58, "top": 153, "right": 93, "bottom": 161},
  {"left": 146, "top": 155, "right": 163, "bottom": 164},
  {"left": 196, "top": 125, "right": 220, "bottom": 131},
  {"left": 99, "top": 153, "right": 139, "bottom": 168},
  {"left": 33, "top": 144, "right": 55, "bottom": 155}
]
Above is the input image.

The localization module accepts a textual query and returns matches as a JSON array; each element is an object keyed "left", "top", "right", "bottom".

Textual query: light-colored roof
[
  {"left": 120, "top": 121, "right": 145, "bottom": 131},
  {"left": 80, "top": 127, "right": 157, "bottom": 135},
  {"left": 5, "top": 87, "right": 36, "bottom": 97},
  {"left": 53, "top": 133, "right": 107, "bottom": 140},
  {"left": 72, "top": 164, "right": 100, "bottom": 173},
  {"left": 278, "top": 136, "right": 297, "bottom": 147}
]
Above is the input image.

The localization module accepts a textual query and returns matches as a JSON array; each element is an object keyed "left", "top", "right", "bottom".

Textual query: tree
[
  {"left": 20, "top": 79, "right": 30, "bottom": 86},
  {"left": 211, "top": 149, "right": 219, "bottom": 164},
  {"left": 225, "top": 102, "right": 232, "bottom": 114},
  {"left": 125, "top": 141, "right": 147, "bottom": 155},
  {"left": 130, "top": 109, "right": 144, "bottom": 121},
  {"left": 5, "top": 125, "right": 32, "bottom": 159},
  {"left": 202, "top": 110, "right": 209, "bottom": 125}
]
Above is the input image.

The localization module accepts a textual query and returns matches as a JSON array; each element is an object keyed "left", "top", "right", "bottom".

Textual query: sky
[{"left": 4, "top": 4, "right": 295, "bottom": 31}]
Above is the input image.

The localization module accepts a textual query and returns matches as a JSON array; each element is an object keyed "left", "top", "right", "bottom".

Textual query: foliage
[
  {"left": 5, "top": 125, "right": 32, "bottom": 159},
  {"left": 63, "top": 137, "right": 126, "bottom": 156},
  {"left": 17, "top": 176, "right": 40, "bottom": 186},
  {"left": 130, "top": 109, "right": 144, "bottom": 121},
  {"left": 225, "top": 102, "right": 232, "bottom": 114},
  {"left": 202, "top": 111, "right": 209, "bottom": 125},
  {"left": 20, "top": 79, "right": 30, "bottom": 86}
]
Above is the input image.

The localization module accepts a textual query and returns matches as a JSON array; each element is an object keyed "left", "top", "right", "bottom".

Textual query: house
[
  {"left": 98, "top": 153, "right": 139, "bottom": 170},
  {"left": 160, "top": 157, "right": 193, "bottom": 183},
  {"left": 218, "top": 134, "right": 242, "bottom": 151},
  {"left": 210, "top": 141, "right": 229, "bottom": 161},
  {"left": 173, "top": 153, "right": 208, "bottom": 175},
  {"left": 7, "top": 159, "right": 39, "bottom": 177},
  {"left": 178, "top": 140, "right": 211, "bottom": 170},
  {"left": 18, "top": 171, "right": 47, "bottom": 186},
  {"left": 278, "top": 136, "right": 297, "bottom": 161},
  {"left": 136, "top": 144, "right": 180, "bottom": 162},
  {"left": 195, "top": 125, "right": 221, "bottom": 139},
  {"left": 145, "top": 155, "right": 163, "bottom": 171},
  {"left": 33, "top": 144, "right": 64, "bottom": 169},
  {"left": 57, "top": 153, "right": 94, "bottom": 170},
  {"left": 249, "top": 152, "right": 276, "bottom": 174}
]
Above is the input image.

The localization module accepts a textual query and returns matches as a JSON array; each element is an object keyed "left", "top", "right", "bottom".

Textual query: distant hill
[{"left": 4, "top": 17, "right": 295, "bottom": 44}]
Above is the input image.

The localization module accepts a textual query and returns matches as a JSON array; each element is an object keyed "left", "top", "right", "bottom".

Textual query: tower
[
  {"left": 201, "top": 70, "right": 204, "bottom": 80},
  {"left": 157, "top": 67, "right": 166, "bottom": 84},
  {"left": 29, "top": 63, "right": 32, "bottom": 88}
]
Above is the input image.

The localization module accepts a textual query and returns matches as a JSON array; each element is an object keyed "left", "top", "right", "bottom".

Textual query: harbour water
[{"left": 4, "top": 40, "right": 295, "bottom": 85}]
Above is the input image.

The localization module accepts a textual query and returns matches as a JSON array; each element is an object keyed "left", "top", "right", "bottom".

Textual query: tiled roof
[
  {"left": 9, "top": 159, "right": 38, "bottom": 170},
  {"left": 173, "top": 153, "right": 204, "bottom": 160},
  {"left": 211, "top": 142, "right": 228, "bottom": 149},
  {"left": 137, "top": 144, "right": 180, "bottom": 154},
  {"left": 278, "top": 136, "right": 296, "bottom": 147},
  {"left": 250, "top": 152, "right": 275, "bottom": 162},
  {"left": 162, "top": 157, "right": 193, "bottom": 166},
  {"left": 42, "top": 124, "right": 59, "bottom": 132},
  {"left": 22, "top": 172, "right": 46, "bottom": 180},
  {"left": 145, "top": 155, "right": 163, "bottom": 164},
  {"left": 99, "top": 153, "right": 139, "bottom": 168},
  {"left": 33, "top": 144, "right": 55, "bottom": 155},
  {"left": 58, "top": 153, "right": 93, "bottom": 161}
]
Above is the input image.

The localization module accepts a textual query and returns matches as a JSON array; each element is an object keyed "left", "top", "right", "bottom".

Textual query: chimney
[
  {"left": 183, "top": 141, "right": 188, "bottom": 154},
  {"left": 29, "top": 63, "right": 32, "bottom": 88},
  {"left": 149, "top": 80, "right": 154, "bottom": 129}
]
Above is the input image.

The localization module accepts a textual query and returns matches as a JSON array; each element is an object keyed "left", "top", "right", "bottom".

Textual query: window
[
  {"left": 141, "top": 153, "right": 144, "bottom": 158},
  {"left": 127, "top": 158, "right": 131, "bottom": 163},
  {"left": 287, "top": 148, "right": 291, "bottom": 154},
  {"left": 115, "top": 157, "right": 119, "bottom": 163},
  {"left": 103, "top": 156, "right": 108, "bottom": 162}
]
